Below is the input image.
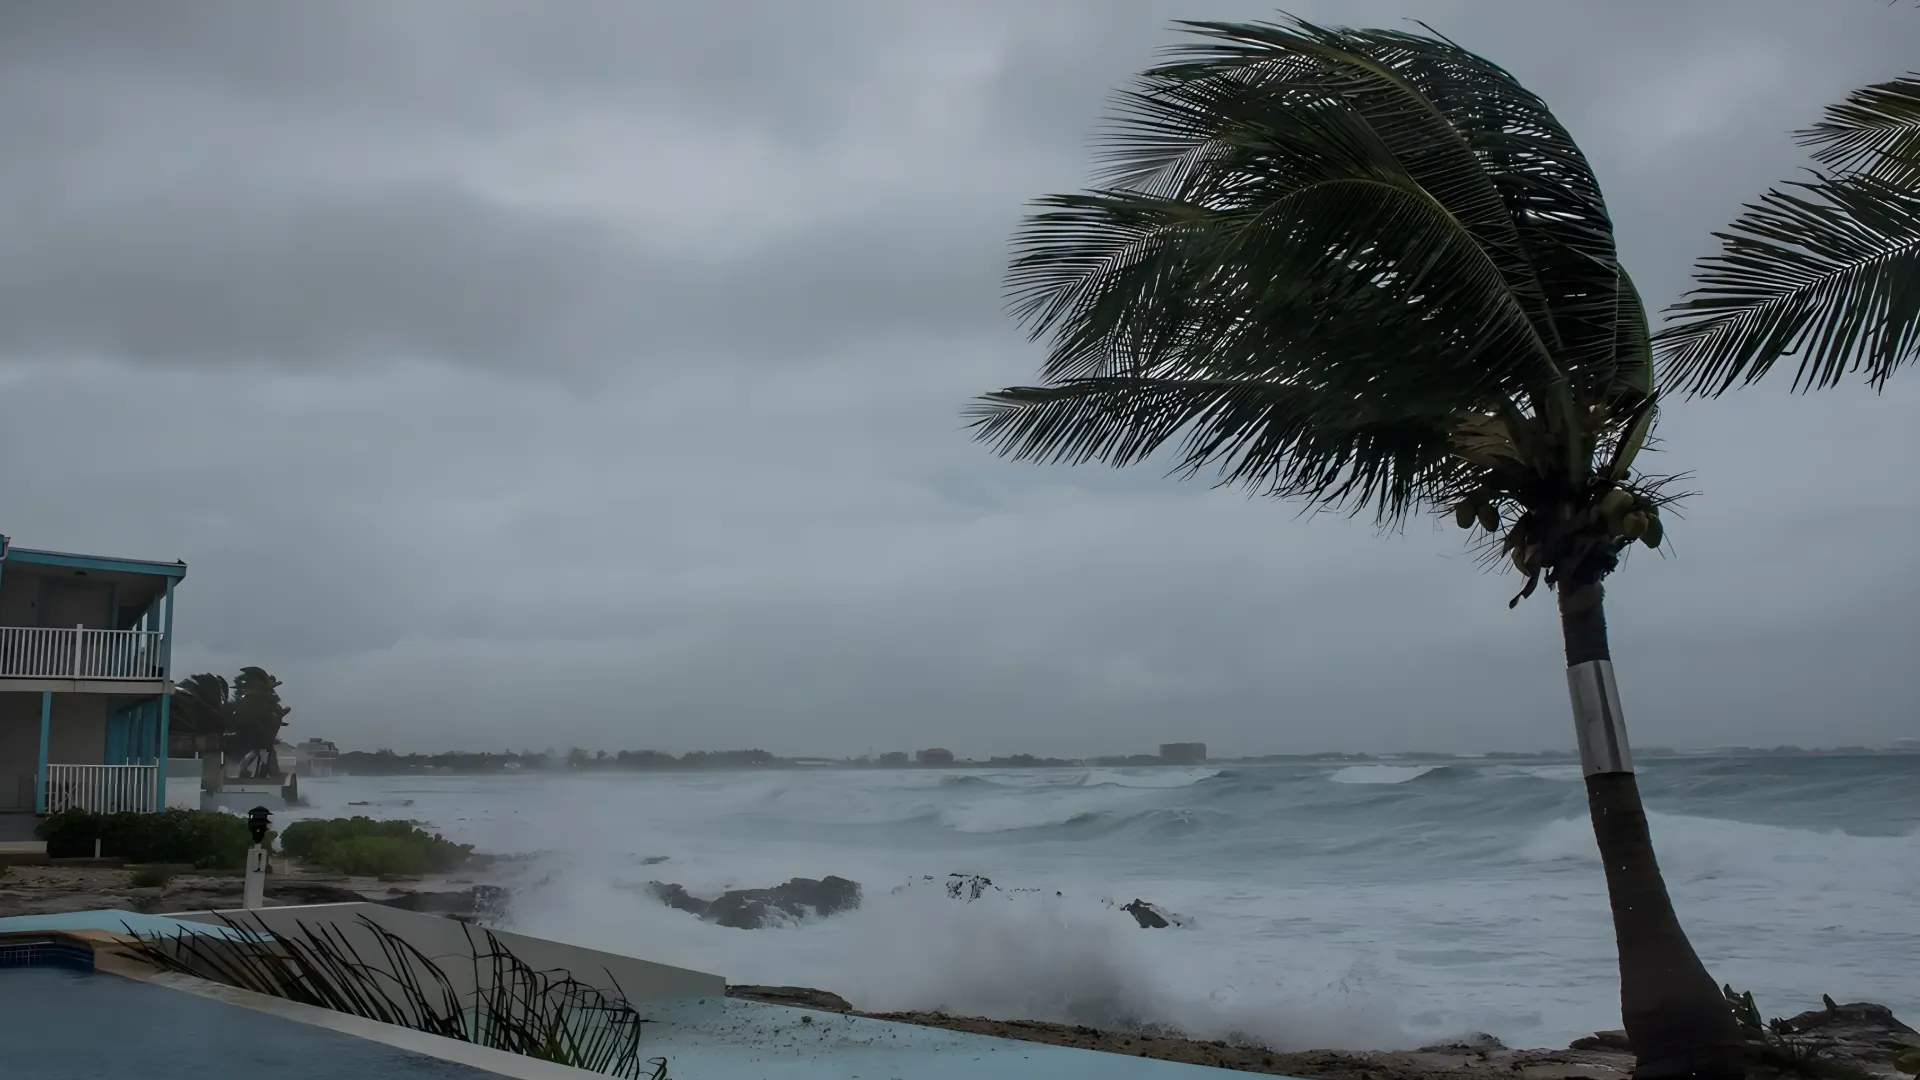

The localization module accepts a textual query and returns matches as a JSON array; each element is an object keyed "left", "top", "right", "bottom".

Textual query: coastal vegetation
[
  {"left": 1662, "top": 71, "right": 1920, "bottom": 394},
  {"left": 278, "top": 816, "right": 473, "bottom": 877},
  {"left": 37, "top": 808, "right": 254, "bottom": 869},
  {"left": 169, "top": 665, "right": 293, "bottom": 768},
  {"left": 966, "top": 17, "right": 1748, "bottom": 1076}
]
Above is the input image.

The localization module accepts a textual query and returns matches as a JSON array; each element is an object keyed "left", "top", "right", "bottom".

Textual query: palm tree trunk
[{"left": 1558, "top": 583, "right": 1745, "bottom": 1080}]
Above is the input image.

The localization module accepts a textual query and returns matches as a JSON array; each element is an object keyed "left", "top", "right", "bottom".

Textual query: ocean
[{"left": 284, "top": 755, "right": 1919, "bottom": 1051}]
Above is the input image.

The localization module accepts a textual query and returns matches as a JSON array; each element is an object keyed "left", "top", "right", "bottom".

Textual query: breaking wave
[{"left": 291, "top": 752, "right": 1920, "bottom": 1050}]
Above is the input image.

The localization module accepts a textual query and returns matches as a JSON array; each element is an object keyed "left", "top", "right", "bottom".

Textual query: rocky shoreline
[
  {"left": 727, "top": 985, "right": 1919, "bottom": 1080},
  {"left": 6, "top": 864, "right": 1914, "bottom": 1079}
]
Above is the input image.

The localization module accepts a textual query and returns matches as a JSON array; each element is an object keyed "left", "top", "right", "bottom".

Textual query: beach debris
[
  {"left": 1723, "top": 985, "right": 1918, "bottom": 1076},
  {"left": 1775, "top": 999, "right": 1919, "bottom": 1061},
  {"left": 646, "top": 876, "right": 861, "bottom": 929}
]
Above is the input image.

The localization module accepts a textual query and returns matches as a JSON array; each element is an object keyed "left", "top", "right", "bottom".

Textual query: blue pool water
[{"left": 0, "top": 966, "right": 501, "bottom": 1079}]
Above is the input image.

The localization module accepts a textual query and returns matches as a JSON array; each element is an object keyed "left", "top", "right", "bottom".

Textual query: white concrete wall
[
  {"left": 164, "top": 777, "right": 200, "bottom": 810},
  {"left": 167, "top": 902, "right": 726, "bottom": 1007}
]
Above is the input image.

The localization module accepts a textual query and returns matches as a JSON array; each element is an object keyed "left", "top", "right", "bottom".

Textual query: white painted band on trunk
[{"left": 1567, "top": 659, "right": 1633, "bottom": 776}]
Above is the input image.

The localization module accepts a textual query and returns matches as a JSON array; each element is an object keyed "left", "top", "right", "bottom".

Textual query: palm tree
[
  {"left": 170, "top": 672, "right": 234, "bottom": 755},
  {"left": 966, "top": 19, "right": 1743, "bottom": 1078},
  {"left": 1660, "top": 73, "right": 1920, "bottom": 393}
]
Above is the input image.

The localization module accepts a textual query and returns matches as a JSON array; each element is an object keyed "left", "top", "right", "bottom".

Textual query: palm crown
[{"left": 969, "top": 19, "right": 1669, "bottom": 603}]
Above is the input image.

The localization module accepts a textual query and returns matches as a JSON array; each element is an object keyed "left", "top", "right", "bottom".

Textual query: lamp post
[{"left": 243, "top": 805, "right": 271, "bottom": 910}]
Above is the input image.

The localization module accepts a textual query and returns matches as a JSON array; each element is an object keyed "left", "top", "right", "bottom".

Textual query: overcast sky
[{"left": 1, "top": 1, "right": 1914, "bottom": 757}]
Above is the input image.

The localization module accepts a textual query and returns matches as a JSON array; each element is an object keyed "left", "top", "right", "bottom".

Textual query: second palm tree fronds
[{"left": 1661, "top": 73, "right": 1920, "bottom": 394}]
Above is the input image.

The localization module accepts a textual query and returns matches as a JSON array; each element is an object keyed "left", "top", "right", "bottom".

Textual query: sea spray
[{"left": 278, "top": 755, "right": 1920, "bottom": 1049}]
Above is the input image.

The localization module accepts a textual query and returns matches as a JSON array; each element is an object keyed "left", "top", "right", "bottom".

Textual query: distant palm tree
[
  {"left": 170, "top": 672, "right": 234, "bottom": 753},
  {"left": 169, "top": 668, "right": 291, "bottom": 772},
  {"left": 967, "top": 19, "right": 1743, "bottom": 1077},
  {"left": 1660, "top": 73, "right": 1920, "bottom": 393}
]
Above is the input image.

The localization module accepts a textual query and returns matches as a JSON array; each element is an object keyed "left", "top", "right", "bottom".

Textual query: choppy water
[{"left": 285, "top": 755, "right": 1920, "bottom": 1050}]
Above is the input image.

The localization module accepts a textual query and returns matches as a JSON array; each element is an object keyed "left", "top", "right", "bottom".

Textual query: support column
[
  {"left": 157, "top": 578, "right": 177, "bottom": 812},
  {"left": 160, "top": 579, "right": 175, "bottom": 678},
  {"left": 34, "top": 691, "right": 51, "bottom": 814},
  {"left": 155, "top": 695, "right": 171, "bottom": 810}
]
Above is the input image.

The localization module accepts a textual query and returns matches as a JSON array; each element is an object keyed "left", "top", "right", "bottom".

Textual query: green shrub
[
  {"left": 312, "top": 836, "right": 432, "bottom": 877},
  {"left": 129, "top": 864, "right": 177, "bottom": 888},
  {"left": 37, "top": 809, "right": 253, "bottom": 869},
  {"left": 279, "top": 816, "right": 471, "bottom": 876}
]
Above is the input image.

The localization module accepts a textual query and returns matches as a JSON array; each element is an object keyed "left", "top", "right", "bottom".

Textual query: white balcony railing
[
  {"left": 45, "top": 763, "right": 159, "bottom": 814},
  {"left": 0, "top": 626, "right": 167, "bottom": 680}
]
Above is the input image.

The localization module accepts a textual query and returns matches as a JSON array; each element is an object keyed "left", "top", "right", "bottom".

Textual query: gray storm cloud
[{"left": 1, "top": 0, "right": 1914, "bottom": 755}]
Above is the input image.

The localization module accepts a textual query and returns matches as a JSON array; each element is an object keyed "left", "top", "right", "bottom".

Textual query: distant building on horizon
[
  {"left": 1159, "top": 742, "right": 1207, "bottom": 765},
  {"left": 877, "top": 751, "right": 909, "bottom": 767},
  {"left": 916, "top": 748, "right": 955, "bottom": 766},
  {"left": 294, "top": 738, "right": 338, "bottom": 778}
]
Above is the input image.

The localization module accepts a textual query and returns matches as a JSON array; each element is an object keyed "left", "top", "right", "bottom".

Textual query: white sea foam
[
  {"left": 1078, "top": 767, "right": 1223, "bottom": 789},
  {"left": 512, "top": 857, "right": 1410, "bottom": 1051}
]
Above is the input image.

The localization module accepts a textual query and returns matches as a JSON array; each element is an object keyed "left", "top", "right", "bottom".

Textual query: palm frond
[
  {"left": 968, "top": 376, "right": 1455, "bottom": 520},
  {"left": 980, "top": 16, "right": 1644, "bottom": 526},
  {"left": 1801, "top": 73, "right": 1920, "bottom": 183},
  {"left": 1659, "top": 170, "right": 1920, "bottom": 394}
]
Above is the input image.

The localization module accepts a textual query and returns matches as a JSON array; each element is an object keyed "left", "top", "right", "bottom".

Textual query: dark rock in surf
[
  {"left": 890, "top": 873, "right": 1046, "bottom": 901},
  {"left": 1568, "top": 1030, "right": 1631, "bottom": 1052},
  {"left": 933, "top": 873, "right": 1000, "bottom": 900},
  {"left": 379, "top": 883, "right": 509, "bottom": 921},
  {"left": 727, "top": 984, "right": 853, "bottom": 1013},
  {"left": 1419, "top": 1033, "right": 1506, "bottom": 1054},
  {"left": 1118, "top": 898, "right": 1188, "bottom": 929},
  {"left": 647, "top": 876, "right": 862, "bottom": 929}
]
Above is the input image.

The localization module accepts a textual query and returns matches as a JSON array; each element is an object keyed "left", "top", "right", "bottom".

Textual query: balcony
[
  {"left": 0, "top": 627, "right": 168, "bottom": 681},
  {"left": 44, "top": 763, "right": 158, "bottom": 814}
]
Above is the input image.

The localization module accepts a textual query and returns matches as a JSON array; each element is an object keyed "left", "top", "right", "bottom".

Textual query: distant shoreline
[{"left": 320, "top": 746, "right": 1918, "bottom": 777}]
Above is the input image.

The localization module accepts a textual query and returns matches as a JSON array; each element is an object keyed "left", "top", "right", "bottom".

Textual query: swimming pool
[{"left": 0, "top": 965, "right": 510, "bottom": 1079}]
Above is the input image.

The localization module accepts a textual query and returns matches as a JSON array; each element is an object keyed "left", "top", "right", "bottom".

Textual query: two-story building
[{"left": 0, "top": 535, "right": 183, "bottom": 823}]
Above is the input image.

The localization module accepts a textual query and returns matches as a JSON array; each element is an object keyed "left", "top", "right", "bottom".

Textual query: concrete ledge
[
  {"left": 167, "top": 901, "right": 727, "bottom": 1007},
  {"left": 134, "top": 969, "right": 613, "bottom": 1078}
]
